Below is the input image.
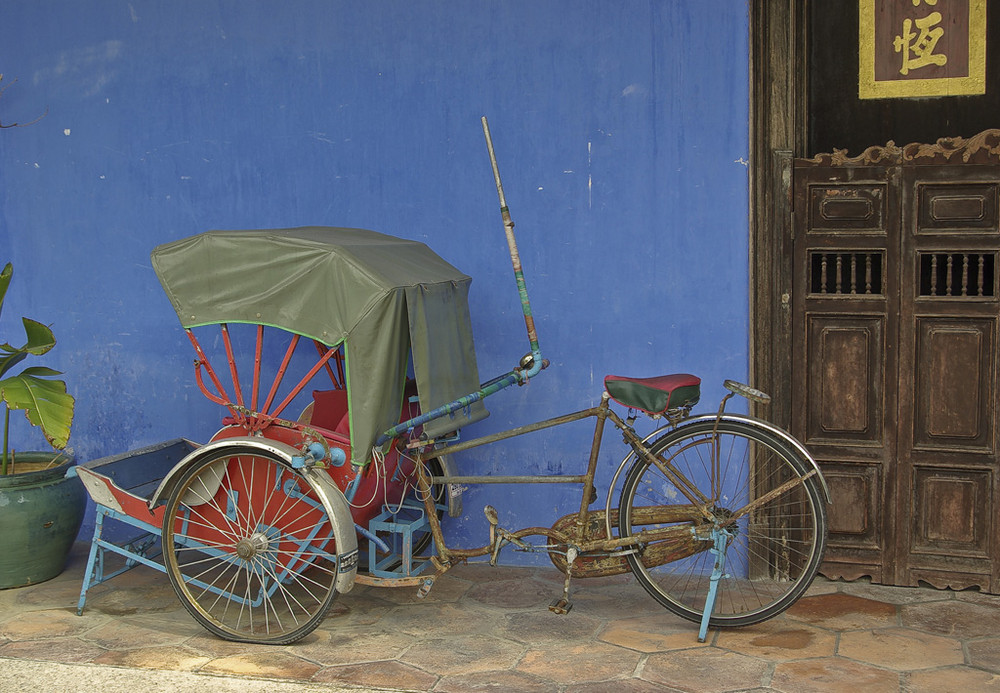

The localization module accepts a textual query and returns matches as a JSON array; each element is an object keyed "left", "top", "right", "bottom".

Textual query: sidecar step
[{"left": 366, "top": 501, "right": 433, "bottom": 579}]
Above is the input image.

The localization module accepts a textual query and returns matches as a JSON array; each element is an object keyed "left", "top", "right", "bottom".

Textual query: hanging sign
[{"left": 859, "top": 0, "right": 986, "bottom": 99}]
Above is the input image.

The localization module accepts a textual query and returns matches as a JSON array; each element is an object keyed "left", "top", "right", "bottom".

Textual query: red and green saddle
[{"left": 604, "top": 373, "right": 701, "bottom": 416}]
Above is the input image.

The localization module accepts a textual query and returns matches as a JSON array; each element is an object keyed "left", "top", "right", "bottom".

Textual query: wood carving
[{"left": 801, "top": 128, "right": 1000, "bottom": 166}]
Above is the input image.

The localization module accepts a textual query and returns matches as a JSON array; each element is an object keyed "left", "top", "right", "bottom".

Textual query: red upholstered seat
[{"left": 310, "top": 389, "right": 350, "bottom": 434}]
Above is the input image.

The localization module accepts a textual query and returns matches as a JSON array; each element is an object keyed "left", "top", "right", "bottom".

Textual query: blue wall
[{"left": 1, "top": 1, "right": 749, "bottom": 560}]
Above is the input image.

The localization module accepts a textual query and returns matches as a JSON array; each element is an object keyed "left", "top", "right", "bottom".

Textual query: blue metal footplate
[{"left": 367, "top": 501, "right": 434, "bottom": 578}]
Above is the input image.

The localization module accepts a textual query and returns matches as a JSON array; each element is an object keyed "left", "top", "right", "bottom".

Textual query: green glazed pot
[{"left": 0, "top": 452, "right": 86, "bottom": 589}]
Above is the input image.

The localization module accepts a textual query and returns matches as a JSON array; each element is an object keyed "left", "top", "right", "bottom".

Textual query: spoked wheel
[
  {"left": 619, "top": 419, "right": 827, "bottom": 628},
  {"left": 161, "top": 446, "right": 341, "bottom": 644}
]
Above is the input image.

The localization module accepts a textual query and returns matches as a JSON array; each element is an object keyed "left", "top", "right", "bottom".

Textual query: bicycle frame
[{"left": 363, "top": 394, "right": 699, "bottom": 585}]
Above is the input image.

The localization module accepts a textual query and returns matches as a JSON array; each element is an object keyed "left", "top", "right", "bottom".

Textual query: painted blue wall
[{"left": 1, "top": 1, "right": 749, "bottom": 561}]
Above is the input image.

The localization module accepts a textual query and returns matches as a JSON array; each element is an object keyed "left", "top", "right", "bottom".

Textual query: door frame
[{"left": 749, "top": 0, "right": 807, "bottom": 428}]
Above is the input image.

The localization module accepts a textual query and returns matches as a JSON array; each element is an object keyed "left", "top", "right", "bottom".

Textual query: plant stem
[{"left": 2, "top": 407, "right": 9, "bottom": 475}]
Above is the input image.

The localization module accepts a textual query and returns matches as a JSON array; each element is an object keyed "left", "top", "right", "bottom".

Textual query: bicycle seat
[{"left": 604, "top": 373, "right": 701, "bottom": 415}]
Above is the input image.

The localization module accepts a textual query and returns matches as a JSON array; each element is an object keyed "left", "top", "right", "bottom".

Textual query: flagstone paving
[{"left": 1, "top": 543, "right": 1000, "bottom": 691}]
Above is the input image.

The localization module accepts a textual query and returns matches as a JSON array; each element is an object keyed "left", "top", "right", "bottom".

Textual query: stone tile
[
  {"left": 517, "top": 642, "right": 641, "bottom": 684},
  {"left": 313, "top": 659, "right": 437, "bottom": 690},
  {"left": 447, "top": 563, "right": 539, "bottom": 584},
  {"left": 434, "top": 669, "right": 554, "bottom": 692},
  {"left": 906, "top": 665, "right": 1000, "bottom": 692},
  {"left": 200, "top": 651, "right": 322, "bottom": 679},
  {"left": 374, "top": 572, "right": 473, "bottom": 605},
  {"left": 92, "top": 644, "right": 211, "bottom": 670},
  {"left": 382, "top": 601, "right": 504, "bottom": 639},
  {"left": 801, "top": 576, "right": 840, "bottom": 597},
  {"left": 641, "top": 648, "right": 770, "bottom": 692},
  {"left": 785, "top": 592, "right": 898, "bottom": 631},
  {"left": 79, "top": 575, "right": 180, "bottom": 616},
  {"left": 565, "top": 679, "right": 684, "bottom": 693},
  {"left": 82, "top": 616, "right": 195, "bottom": 649},
  {"left": 900, "top": 598, "right": 1000, "bottom": 639},
  {"left": 0, "top": 636, "right": 107, "bottom": 663},
  {"left": 839, "top": 627, "right": 964, "bottom": 671},
  {"left": 401, "top": 634, "right": 525, "bottom": 675},
  {"left": 954, "top": 588, "right": 1000, "bottom": 608},
  {"left": 770, "top": 657, "right": 900, "bottom": 692},
  {"left": 465, "top": 577, "right": 557, "bottom": 609},
  {"left": 499, "top": 607, "right": 603, "bottom": 644},
  {"left": 0, "top": 608, "right": 98, "bottom": 640},
  {"left": 291, "top": 626, "right": 416, "bottom": 666},
  {"left": 967, "top": 636, "right": 1000, "bottom": 673},
  {"left": 836, "top": 579, "right": 952, "bottom": 605},
  {"left": 15, "top": 573, "right": 92, "bottom": 607},
  {"left": 181, "top": 631, "right": 290, "bottom": 659},
  {"left": 564, "top": 582, "right": 658, "bottom": 621},
  {"left": 715, "top": 619, "right": 837, "bottom": 661},
  {"left": 319, "top": 589, "right": 394, "bottom": 627},
  {"left": 600, "top": 613, "right": 712, "bottom": 653}
]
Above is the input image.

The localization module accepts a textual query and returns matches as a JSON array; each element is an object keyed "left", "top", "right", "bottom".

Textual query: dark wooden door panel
[
  {"left": 805, "top": 316, "right": 884, "bottom": 446},
  {"left": 913, "top": 319, "right": 995, "bottom": 451},
  {"left": 793, "top": 145, "right": 1000, "bottom": 593},
  {"left": 792, "top": 166, "right": 897, "bottom": 583}
]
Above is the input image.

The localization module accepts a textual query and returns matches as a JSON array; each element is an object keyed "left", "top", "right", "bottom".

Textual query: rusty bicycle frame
[{"left": 348, "top": 119, "right": 828, "bottom": 642}]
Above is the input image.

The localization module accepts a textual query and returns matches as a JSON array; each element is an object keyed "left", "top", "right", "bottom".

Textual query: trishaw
[{"left": 76, "top": 119, "right": 828, "bottom": 645}]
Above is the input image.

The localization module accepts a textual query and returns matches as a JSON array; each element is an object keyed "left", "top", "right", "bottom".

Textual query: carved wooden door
[{"left": 792, "top": 133, "right": 1000, "bottom": 592}]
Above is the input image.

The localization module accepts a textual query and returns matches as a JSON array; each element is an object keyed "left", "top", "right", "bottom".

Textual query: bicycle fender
[
  {"left": 148, "top": 436, "right": 359, "bottom": 593},
  {"left": 683, "top": 414, "right": 832, "bottom": 504}
]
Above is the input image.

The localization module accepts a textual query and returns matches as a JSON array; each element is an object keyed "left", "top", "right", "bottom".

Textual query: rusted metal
[
  {"left": 415, "top": 406, "right": 601, "bottom": 458},
  {"left": 547, "top": 504, "right": 708, "bottom": 577},
  {"left": 482, "top": 116, "right": 540, "bottom": 356}
]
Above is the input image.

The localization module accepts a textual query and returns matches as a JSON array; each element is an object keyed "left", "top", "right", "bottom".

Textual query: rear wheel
[
  {"left": 161, "top": 446, "right": 341, "bottom": 644},
  {"left": 619, "top": 419, "right": 827, "bottom": 627}
]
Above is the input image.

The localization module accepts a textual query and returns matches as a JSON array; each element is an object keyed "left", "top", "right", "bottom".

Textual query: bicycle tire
[
  {"left": 619, "top": 418, "right": 827, "bottom": 627},
  {"left": 161, "top": 446, "right": 341, "bottom": 644}
]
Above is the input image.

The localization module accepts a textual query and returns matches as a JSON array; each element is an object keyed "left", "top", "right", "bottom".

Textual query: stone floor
[{"left": 1, "top": 543, "right": 1000, "bottom": 692}]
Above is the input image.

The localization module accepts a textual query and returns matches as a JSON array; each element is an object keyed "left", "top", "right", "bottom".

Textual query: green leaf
[
  {"left": 20, "top": 318, "right": 56, "bottom": 355},
  {"left": 0, "top": 318, "right": 56, "bottom": 379},
  {"left": 0, "top": 350, "right": 27, "bottom": 380},
  {"left": 0, "top": 373, "right": 75, "bottom": 450},
  {"left": 0, "top": 263, "right": 11, "bottom": 322}
]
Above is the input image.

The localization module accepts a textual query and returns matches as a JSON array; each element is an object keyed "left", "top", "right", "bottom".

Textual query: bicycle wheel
[
  {"left": 619, "top": 418, "right": 827, "bottom": 627},
  {"left": 161, "top": 446, "right": 341, "bottom": 644}
]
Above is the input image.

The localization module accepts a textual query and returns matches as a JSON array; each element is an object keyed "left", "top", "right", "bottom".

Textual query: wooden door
[{"left": 792, "top": 132, "right": 1000, "bottom": 592}]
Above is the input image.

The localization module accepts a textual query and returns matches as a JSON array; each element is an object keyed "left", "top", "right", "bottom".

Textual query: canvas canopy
[{"left": 151, "top": 227, "right": 488, "bottom": 462}]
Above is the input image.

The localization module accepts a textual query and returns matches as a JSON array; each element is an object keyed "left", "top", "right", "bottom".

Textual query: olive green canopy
[{"left": 151, "top": 227, "right": 487, "bottom": 462}]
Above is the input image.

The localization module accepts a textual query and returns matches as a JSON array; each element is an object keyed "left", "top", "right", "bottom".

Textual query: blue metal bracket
[{"left": 698, "top": 527, "right": 733, "bottom": 643}]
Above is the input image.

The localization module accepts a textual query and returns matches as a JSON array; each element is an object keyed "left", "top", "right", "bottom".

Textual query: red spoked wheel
[{"left": 161, "top": 445, "right": 341, "bottom": 644}]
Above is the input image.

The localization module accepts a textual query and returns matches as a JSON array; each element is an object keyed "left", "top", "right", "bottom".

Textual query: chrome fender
[
  {"left": 705, "top": 414, "right": 831, "bottom": 503},
  {"left": 148, "top": 436, "right": 358, "bottom": 594}
]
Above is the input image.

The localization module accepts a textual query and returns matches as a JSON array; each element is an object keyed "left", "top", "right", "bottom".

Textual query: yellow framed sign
[{"left": 859, "top": 0, "right": 986, "bottom": 99}]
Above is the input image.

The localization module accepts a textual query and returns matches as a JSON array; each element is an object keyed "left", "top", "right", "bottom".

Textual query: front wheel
[
  {"left": 619, "top": 418, "right": 827, "bottom": 628},
  {"left": 161, "top": 446, "right": 342, "bottom": 644}
]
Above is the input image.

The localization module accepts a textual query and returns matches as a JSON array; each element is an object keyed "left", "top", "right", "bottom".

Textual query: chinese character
[
  {"left": 911, "top": 0, "right": 938, "bottom": 6},
  {"left": 894, "top": 11, "right": 948, "bottom": 75}
]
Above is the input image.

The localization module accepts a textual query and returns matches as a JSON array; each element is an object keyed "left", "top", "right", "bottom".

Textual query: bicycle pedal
[{"left": 548, "top": 598, "right": 573, "bottom": 615}]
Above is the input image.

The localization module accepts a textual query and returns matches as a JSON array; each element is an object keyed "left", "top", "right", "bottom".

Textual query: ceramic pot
[{"left": 0, "top": 452, "right": 86, "bottom": 589}]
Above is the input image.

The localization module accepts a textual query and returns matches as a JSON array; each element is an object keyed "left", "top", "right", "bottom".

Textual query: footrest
[{"left": 367, "top": 501, "right": 433, "bottom": 579}]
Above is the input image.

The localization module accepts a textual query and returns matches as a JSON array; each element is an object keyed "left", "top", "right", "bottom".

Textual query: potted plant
[{"left": 0, "top": 261, "right": 85, "bottom": 588}]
